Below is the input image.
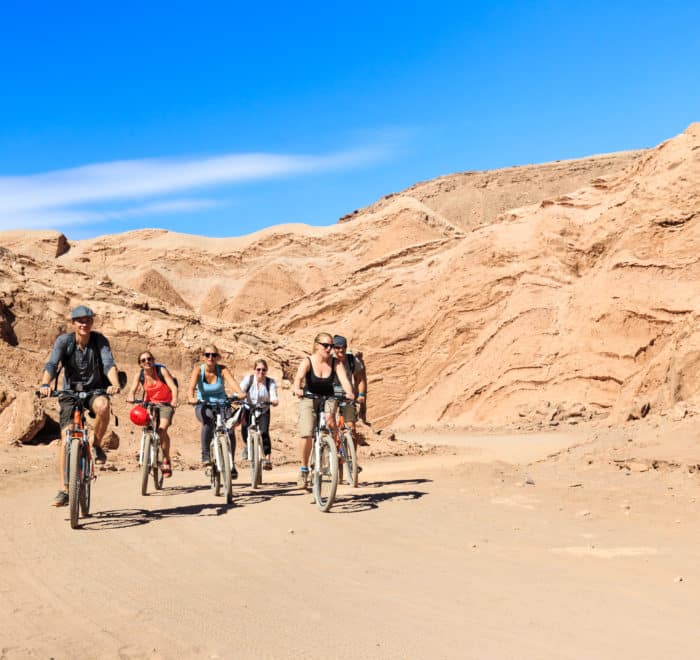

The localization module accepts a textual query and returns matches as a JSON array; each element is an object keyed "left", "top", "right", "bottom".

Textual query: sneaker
[
  {"left": 263, "top": 459, "right": 272, "bottom": 471},
  {"left": 231, "top": 466, "right": 238, "bottom": 480},
  {"left": 92, "top": 444, "right": 107, "bottom": 465},
  {"left": 297, "top": 468, "right": 309, "bottom": 488},
  {"left": 53, "top": 490, "right": 69, "bottom": 507},
  {"left": 241, "top": 446, "right": 248, "bottom": 460}
]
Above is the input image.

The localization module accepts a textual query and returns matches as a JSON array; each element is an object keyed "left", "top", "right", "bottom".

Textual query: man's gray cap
[
  {"left": 332, "top": 335, "right": 347, "bottom": 348},
  {"left": 70, "top": 305, "right": 95, "bottom": 319}
]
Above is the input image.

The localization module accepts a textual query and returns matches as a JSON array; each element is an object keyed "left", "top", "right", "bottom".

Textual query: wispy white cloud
[{"left": 0, "top": 146, "right": 387, "bottom": 230}]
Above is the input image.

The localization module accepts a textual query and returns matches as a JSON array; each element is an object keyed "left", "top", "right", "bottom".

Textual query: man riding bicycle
[
  {"left": 332, "top": 335, "right": 367, "bottom": 444},
  {"left": 38, "top": 305, "right": 122, "bottom": 506}
]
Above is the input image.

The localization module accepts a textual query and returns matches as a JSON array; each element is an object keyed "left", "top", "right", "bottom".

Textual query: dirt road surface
[{"left": 3, "top": 431, "right": 700, "bottom": 659}]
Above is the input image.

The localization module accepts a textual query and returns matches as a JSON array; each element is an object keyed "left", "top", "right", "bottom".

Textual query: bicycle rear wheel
[
  {"left": 312, "top": 433, "right": 338, "bottom": 512},
  {"left": 343, "top": 430, "right": 359, "bottom": 488},
  {"left": 68, "top": 438, "right": 82, "bottom": 529},
  {"left": 140, "top": 432, "right": 152, "bottom": 496},
  {"left": 152, "top": 439, "right": 164, "bottom": 491},
  {"left": 249, "top": 431, "right": 262, "bottom": 488}
]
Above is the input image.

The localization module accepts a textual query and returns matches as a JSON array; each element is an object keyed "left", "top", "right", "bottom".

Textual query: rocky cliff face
[{"left": 2, "top": 126, "right": 698, "bottom": 444}]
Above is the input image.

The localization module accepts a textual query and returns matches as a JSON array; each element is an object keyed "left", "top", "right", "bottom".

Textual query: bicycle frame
[
  {"left": 64, "top": 393, "right": 94, "bottom": 489},
  {"left": 134, "top": 401, "right": 161, "bottom": 467},
  {"left": 244, "top": 404, "right": 265, "bottom": 487},
  {"left": 199, "top": 398, "right": 238, "bottom": 504}
]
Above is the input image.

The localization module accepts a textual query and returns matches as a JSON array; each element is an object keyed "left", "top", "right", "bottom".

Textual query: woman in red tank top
[{"left": 126, "top": 351, "right": 179, "bottom": 477}]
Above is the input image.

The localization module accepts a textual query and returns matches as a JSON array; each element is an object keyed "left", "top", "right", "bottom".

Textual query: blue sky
[{"left": 1, "top": 1, "right": 698, "bottom": 239}]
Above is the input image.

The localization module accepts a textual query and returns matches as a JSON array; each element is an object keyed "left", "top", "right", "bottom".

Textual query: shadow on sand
[
  {"left": 330, "top": 477, "right": 432, "bottom": 514},
  {"left": 75, "top": 477, "right": 431, "bottom": 529}
]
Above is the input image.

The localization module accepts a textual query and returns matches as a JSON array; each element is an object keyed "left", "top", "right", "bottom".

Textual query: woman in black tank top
[{"left": 292, "top": 332, "right": 355, "bottom": 487}]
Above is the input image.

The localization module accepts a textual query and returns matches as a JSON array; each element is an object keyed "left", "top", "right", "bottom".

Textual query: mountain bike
[
  {"left": 243, "top": 404, "right": 265, "bottom": 489},
  {"left": 38, "top": 388, "right": 105, "bottom": 529},
  {"left": 337, "top": 404, "right": 359, "bottom": 488},
  {"left": 200, "top": 398, "right": 239, "bottom": 505},
  {"left": 304, "top": 393, "right": 341, "bottom": 512},
  {"left": 132, "top": 400, "right": 164, "bottom": 496}
]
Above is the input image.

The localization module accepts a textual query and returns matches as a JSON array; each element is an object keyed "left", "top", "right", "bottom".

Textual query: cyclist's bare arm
[
  {"left": 161, "top": 367, "right": 179, "bottom": 407},
  {"left": 104, "top": 365, "right": 121, "bottom": 395},
  {"left": 293, "top": 358, "right": 310, "bottom": 397},
  {"left": 334, "top": 362, "right": 355, "bottom": 401},
  {"left": 269, "top": 379, "right": 279, "bottom": 406},
  {"left": 38, "top": 370, "right": 54, "bottom": 397},
  {"left": 126, "top": 369, "right": 143, "bottom": 402},
  {"left": 187, "top": 364, "right": 201, "bottom": 403},
  {"left": 221, "top": 366, "right": 244, "bottom": 399}
]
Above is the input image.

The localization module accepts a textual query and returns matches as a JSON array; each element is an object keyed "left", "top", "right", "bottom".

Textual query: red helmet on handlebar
[{"left": 130, "top": 404, "right": 149, "bottom": 426}]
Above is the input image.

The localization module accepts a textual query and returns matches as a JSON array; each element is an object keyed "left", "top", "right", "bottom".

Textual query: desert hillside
[{"left": 1, "top": 125, "right": 699, "bottom": 447}]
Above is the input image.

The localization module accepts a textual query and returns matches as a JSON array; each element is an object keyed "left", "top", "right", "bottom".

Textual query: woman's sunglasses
[
  {"left": 204, "top": 352, "right": 220, "bottom": 358},
  {"left": 317, "top": 342, "right": 332, "bottom": 349},
  {"left": 139, "top": 356, "right": 154, "bottom": 364},
  {"left": 255, "top": 367, "right": 267, "bottom": 372}
]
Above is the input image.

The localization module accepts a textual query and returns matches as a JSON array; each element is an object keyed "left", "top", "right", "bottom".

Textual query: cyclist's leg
[
  {"left": 158, "top": 405, "right": 174, "bottom": 464},
  {"left": 195, "top": 404, "right": 215, "bottom": 464},
  {"left": 260, "top": 409, "right": 272, "bottom": 467},
  {"left": 297, "top": 398, "right": 317, "bottom": 468},
  {"left": 325, "top": 399, "right": 339, "bottom": 438},
  {"left": 54, "top": 396, "right": 74, "bottom": 497}
]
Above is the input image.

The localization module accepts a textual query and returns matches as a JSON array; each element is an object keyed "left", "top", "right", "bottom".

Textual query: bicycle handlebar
[
  {"left": 302, "top": 392, "right": 355, "bottom": 404},
  {"left": 36, "top": 388, "right": 109, "bottom": 399}
]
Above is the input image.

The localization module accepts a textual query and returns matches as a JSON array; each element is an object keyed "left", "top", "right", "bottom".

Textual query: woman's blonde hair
[
  {"left": 254, "top": 358, "right": 268, "bottom": 370},
  {"left": 202, "top": 343, "right": 220, "bottom": 355}
]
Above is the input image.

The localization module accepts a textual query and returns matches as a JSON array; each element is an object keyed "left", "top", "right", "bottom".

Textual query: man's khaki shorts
[
  {"left": 298, "top": 397, "right": 338, "bottom": 437},
  {"left": 339, "top": 401, "right": 357, "bottom": 423}
]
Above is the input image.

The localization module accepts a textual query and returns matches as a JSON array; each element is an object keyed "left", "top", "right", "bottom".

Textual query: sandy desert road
[{"left": 3, "top": 435, "right": 700, "bottom": 660}]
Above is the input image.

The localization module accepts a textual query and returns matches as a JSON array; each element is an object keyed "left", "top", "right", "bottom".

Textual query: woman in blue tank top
[{"left": 187, "top": 343, "right": 243, "bottom": 468}]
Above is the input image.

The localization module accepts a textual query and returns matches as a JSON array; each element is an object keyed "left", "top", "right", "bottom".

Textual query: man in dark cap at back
[
  {"left": 332, "top": 334, "right": 367, "bottom": 444},
  {"left": 38, "top": 304, "right": 122, "bottom": 507}
]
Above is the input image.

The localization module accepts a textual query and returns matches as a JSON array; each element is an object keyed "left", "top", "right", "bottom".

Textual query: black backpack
[{"left": 139, "top": 363, "right": 178, "bottom": 388}]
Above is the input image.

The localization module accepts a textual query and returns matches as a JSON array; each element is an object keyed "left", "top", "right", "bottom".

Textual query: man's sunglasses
[{"left": 204, "top": 352, "right": 220, "bottom": 358}]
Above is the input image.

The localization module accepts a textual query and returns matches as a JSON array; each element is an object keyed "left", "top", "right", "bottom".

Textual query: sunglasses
[
  {"left": 204, "top": 352, "right": 220, "bottom": 358},
  {"left": 139, "top": 357, "right": 154, "bottom": 364},
  {"left": 317, "top": 342, "right": 332, "bottom": 349},
  {"left": 255, "top": 368, "right": 267, "bottom": 372}
]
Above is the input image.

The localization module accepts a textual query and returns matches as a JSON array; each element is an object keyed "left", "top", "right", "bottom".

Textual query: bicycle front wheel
[
  {"left": 219, "top": 435, "right": 233, "bottom": 504},
  {"left": 80, "top": 451, "right": 92, "bottom": 516},
  {"left": 140, "top": 432, "right": 153, "bottom": 496},
  {"left": 249, "top": 431, "right": 262, "bottom": 488},
  {"left": 153, "top": 439, "right": 164, "bottom": 491},
  {"left": 210, "top": 439, "right": 221, "bottom": 496},
  {"left": 312, "top": 433, "right": 338, "bottom": 512},
  {"left": 68, "top": 438, "right": 82, "bottom": 529},
  {"left": 343, "top": 430, "right": 359, "bottom": 488}
]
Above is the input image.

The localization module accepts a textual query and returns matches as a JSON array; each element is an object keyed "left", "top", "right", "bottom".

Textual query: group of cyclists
[{"left": 39, "top": 305, "right": 367, "bottom": 507}]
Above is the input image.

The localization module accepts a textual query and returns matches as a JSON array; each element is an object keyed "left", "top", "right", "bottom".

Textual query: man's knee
[{"left": 92, "top": 396, "right": 110, "bottom": 417}]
